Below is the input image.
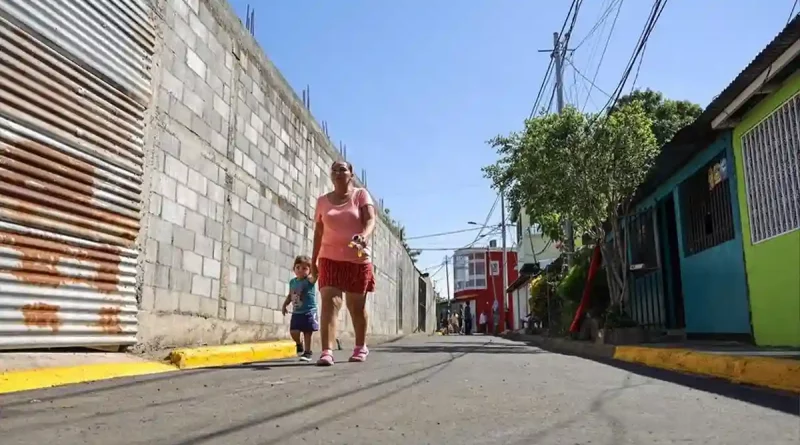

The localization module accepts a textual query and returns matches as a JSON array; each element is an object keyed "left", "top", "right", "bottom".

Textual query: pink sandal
[
  {"left": 349, "top": 346, "right": 369, "bottom": 362},
  {"left": 316, "top": 350, "right": 335, "bottom": 366}
]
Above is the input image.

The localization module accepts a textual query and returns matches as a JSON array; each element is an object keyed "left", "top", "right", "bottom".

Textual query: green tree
[
  {"left": 483, "top": 102, "right": 659, "bottom": 305},
  {"left": 614, "top": 89, "right": 702, "bottom": 146}
]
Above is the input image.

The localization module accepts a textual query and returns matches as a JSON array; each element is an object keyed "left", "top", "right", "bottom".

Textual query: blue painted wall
[{"left": 633, "top": 132, "right": 751, "bottom": 335}]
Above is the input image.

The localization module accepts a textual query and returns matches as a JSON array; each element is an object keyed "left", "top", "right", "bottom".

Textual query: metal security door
[{"left": 0, "top": 0, "right": 155, "bottom": 349}]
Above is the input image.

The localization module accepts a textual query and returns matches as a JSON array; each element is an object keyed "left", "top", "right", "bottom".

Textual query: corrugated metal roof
[{"left": 631, "top": 14, "right": 800, "bottom": 206}]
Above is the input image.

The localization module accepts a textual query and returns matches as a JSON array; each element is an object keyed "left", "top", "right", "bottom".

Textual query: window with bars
[
  {"left": 679, "top": 153, "right": 736, "bottom": 256},
  {"left": 628, "top": 208, "right": 658, "bottom": 268},
  {"left": 741, "top": 92, "right": 800, "bottom": 244}
]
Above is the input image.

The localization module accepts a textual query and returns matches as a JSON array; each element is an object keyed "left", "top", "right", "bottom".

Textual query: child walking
[{"left": 282, "top": 255, "right": 319, "bottom": 362}]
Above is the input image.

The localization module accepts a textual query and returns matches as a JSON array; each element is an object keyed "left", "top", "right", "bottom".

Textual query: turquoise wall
[{"left": 633, "top": 132, "right": 751, "bottom": 335}]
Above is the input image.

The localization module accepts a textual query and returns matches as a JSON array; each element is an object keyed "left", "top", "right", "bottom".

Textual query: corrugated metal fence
[{"left": 0, "top": 0, "right": 154, "bottom": 349}]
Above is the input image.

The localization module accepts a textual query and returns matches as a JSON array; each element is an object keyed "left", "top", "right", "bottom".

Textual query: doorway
[{"left": 659, "top": 195, "right": 686, "bottom": 329}]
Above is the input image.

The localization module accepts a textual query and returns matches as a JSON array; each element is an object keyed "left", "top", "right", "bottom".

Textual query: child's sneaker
[
  {"left": 349, "top": 346, "right": 369, "bottom": 362},
  {"left": 300, "top": 351, "right": 313, "bottom": 362},
  {"left": 295, "top": 342, "right": 304, "bottom": 356}
]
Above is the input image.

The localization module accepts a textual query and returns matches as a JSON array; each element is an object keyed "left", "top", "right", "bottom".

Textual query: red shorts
[{"left": 317, "top": 258, "right": 376, "bottom": 294}]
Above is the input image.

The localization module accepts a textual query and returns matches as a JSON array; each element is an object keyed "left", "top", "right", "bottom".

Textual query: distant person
[
  {"left": 458, "top": 305, "right": 465, "bottom": 334},
  {"left": 312, "top": 161, "right": 376, "bottom": 366},
  {"left": 464, "top": 304, "right": 473, "bottom": 335},
  {"left": 479, "top": 311, "right": 487, "bottom": 334},
  {"left": 281, "top": 255, "right": 318, "bottom": 362}
]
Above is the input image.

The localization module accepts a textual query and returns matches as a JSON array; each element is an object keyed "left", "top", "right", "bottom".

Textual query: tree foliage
[
  {"left": 482, "top": 101, "right": 659, "bottom": 304},
  {"left": 614, "top": 89, "right": 702, "bottom": 147}
]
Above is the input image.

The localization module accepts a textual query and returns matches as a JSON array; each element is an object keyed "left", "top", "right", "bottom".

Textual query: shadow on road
[{"left": 374, "top": 343, "right": 548, "bottom": 355}]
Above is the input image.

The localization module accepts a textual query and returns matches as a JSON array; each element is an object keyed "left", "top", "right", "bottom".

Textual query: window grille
[
  {"left": 741, "top": 93, "right": 800, "bottom": 244},
  {"left": 680, "top": 153, "right": 735, "bottom": 256}
]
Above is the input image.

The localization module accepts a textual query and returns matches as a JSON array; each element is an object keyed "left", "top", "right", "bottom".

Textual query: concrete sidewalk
[{"left": 503, "top": 332, "right": 800, "bottom": 394}]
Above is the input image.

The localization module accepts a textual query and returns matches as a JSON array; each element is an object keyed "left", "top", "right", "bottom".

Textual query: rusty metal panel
[{"left": 0, "top": 0, "right": 154, "bottom": 349}]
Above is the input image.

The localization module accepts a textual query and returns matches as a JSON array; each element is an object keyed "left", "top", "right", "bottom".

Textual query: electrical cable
[
  {"left": 572, "top": 0, "right": 623, "bottom": 51},
  {"left": 405, "top": 225, "right": 495, "bottom": 241},
  {"left": 581, "top": 0, "right": 624, "bottom": 112},
  {"left": 594, "top": 0, "right": 668, "bottom": 122},
  {"left": 565, "top": 57, "right": 612, "bottom": 99}
]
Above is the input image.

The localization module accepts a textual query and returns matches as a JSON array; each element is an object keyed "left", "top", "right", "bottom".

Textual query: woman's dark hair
[
  {"left": 331, "top": 160, "right": 353, "bottom": 172},
  {"left": 294, "top": 255, "right": 312, "bottom": 267}
]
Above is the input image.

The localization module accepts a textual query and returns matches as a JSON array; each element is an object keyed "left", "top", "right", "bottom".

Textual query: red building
[{"left": 452, "top": 247, "right": 518, "bottom": 333}]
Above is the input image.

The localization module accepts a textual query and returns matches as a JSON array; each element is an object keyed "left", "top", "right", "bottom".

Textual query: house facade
[
  {"left": 452, "top": 247, "right": 518, "bottom": 332},
  {"left": 727, "top": 65, "right": 800, "bottom": 347},
  {"left": 626, "top": 16, "right": 800, "bottom": 346}
]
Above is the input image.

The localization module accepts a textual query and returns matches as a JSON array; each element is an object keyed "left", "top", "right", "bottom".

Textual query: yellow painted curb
[
  {"left": 614, "top": 346, "right": 800, "bottom": 393},
  {"left": 0, "top": 362, "right": 178, "bottom": 395},
  {"left": 168, "top": 340, "right": 297, "bottom": 369}
]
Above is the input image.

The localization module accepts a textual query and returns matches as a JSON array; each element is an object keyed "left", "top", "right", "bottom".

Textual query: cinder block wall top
[{"left": 136, "top": 0, "right": 426, "bottom": 349}]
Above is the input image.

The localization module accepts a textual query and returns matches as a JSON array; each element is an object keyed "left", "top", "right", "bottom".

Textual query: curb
[
  {"left": 504, "top": 333, "right": 800, "bottom": 393},
  {"left": 0, "top": 361, "right": 177, "bottom": 395},
  {"left": 613, "top": 346, "right": 800, "bottom": 394},
  {"left": 168, "top": 340, "right": 297, "bottom": 369},
  {"left": 0, "top": 340, "right": 298, "bottom": 395}
]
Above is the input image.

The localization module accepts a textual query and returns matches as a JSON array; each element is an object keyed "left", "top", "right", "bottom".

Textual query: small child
[{"left": 282, "top": 255, "right": 319, "bottom": 362}]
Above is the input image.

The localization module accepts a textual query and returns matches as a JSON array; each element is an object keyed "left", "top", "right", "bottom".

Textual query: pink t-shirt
[{"left": 315, "top": 188, "right": 374, "bottom": 264}]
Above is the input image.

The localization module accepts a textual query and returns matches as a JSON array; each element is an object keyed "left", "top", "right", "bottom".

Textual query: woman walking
[{"left": 312, "top": 160, "right": 376, "bottom": 366}]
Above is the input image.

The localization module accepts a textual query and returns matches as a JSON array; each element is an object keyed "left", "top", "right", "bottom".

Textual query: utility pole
[
  {"left": 444, "top": 256, "right": 451, "bottom": 303},
  {"left": 552, "top": 31, "right": 574, "bottom": 265},
  {"left": 500, "top": 189, "right": 509, "bottom": 320}
]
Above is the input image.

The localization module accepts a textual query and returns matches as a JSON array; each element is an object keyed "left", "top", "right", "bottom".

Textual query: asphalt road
[{"left": 1, "top": 335, "right": 798, "bottom": 445}]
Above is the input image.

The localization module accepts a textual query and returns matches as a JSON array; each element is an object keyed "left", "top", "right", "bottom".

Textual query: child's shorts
[{"left": 290, "top": 311, "right": 319, "bottom": 332}]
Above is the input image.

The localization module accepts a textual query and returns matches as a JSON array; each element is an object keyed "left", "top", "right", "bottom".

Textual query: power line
[
  {"left": 572, "top": 0, "right": 623, "bottom": 51},
  {"left": 405, "top": 225, "right": 493, "bottom": 241},
  {"left": 581, "top": 0, "right": 624, "bottom": 112},
  {"left": 596, "top": 0, "right": 668, "bottom": 120},
  {"left": 565, "top": 57, "right": 612, "bottom": 99}
]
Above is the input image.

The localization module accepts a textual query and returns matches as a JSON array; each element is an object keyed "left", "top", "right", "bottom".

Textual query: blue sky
[{"left": 229, "top": 0, "right": 792, "bottom": 297}]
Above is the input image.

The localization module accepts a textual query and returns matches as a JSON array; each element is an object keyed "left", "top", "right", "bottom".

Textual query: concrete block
[
  {"left": 185, "top": 210, "right": 206, "bottom": 235},
  {"left": 149, "top": 217, "right": 174, "bottom": 244},
  {"left": 203, "top": 257, "right": 221, "bottom": 279},
  {"left": 179, "top": 292, "right": 201, "bottom": 313},
  {"left": 161, "top": 199, "right": 186, "bottom": 226},
  {"left": 191, "top": 274, "right": 212, "bottom": 297},
  {"left": 165, "top": 155, "right": 189, "bottom": 184},
  {"left": 161, "top": 70, "right": 184, "bottom": 101},
  {"left": 199, "top": 297, "right": 217, "bottom": 317},
  {"left": 173, "top": 226, "right": 195, "bottom": 251},
  {"left": 243, "top": 287, "right": 256, "bottom": 305},
  {"left": 183, "top": 250, "right": 203, "bottom": 275},
  {"left": 188, "top": 168, "right": 208, "bottom": 195},
  {"left": 188, "top": 13, "right": 208, "bottom": 44},
  {"left": 229, "top": 265, "right": 238, "bottom": 284},
  {"left": 187, "top": 48, "right": 207, "bottom": 79},
  {"left": 145, "top": 237, "right": 158, "bottom": 263},
  {"left": 155, "top": 173, "right": 177, "bottom": 202},
  {"left": 183, "top": 89, "right": 204, "bottom": 117},
  {"left": 154, "top": 288, "right": 179, "bottom": 312},
  {"left": 211, "top": 279, "right": 220, "bottom": 300},
  {"left": 170, "top": 269, "right": 193, "bottom": 293},
  {"left": 140, "top": 285, "right": 155, "bottom": 310},
  {"left": 234, "top": 304, "right": 249, "bottom": 322},
  {"left": 195, "top": 234, "right": 213, "bottom": 258},
  {"left": 255, "top": 290, "right": 268, "bottom": 308},
  {"left": 205, "top": 220, "right": 223, "bottom": 241},
  {"left": 155, "top": 264, "right": 170, "bottom": 289},
  {"left": 249, "top": 305, "right": 262, "bottom": 323}
]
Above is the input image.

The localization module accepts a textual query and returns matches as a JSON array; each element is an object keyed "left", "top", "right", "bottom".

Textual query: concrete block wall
[{"left": 135, "top": 0, "right": 431, "bottom": 350}]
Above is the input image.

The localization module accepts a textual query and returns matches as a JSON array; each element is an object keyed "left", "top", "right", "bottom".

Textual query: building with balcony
[{"left": 452, "top": 246, "right": 518, "bottom": 332}]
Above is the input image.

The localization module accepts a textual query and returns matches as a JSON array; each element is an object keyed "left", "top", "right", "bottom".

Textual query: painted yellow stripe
[
  {"left": 169, "top": 340, "right": 297, "bottom": 369},
  {"left": 614, "top": 346, "right": 800, "bottom": 393},
  {"left": 0, "top": 362, "right": 178, "bottom": 395}
]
